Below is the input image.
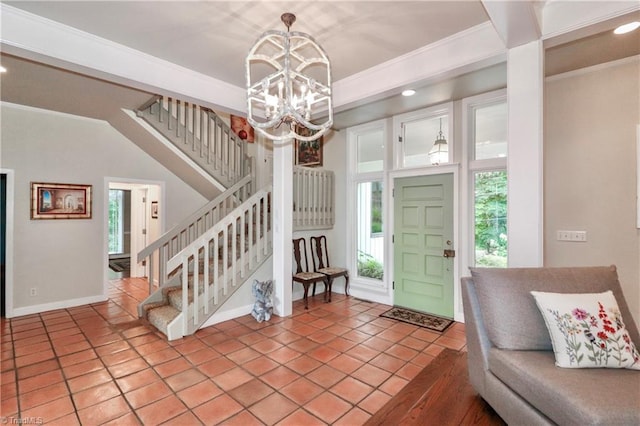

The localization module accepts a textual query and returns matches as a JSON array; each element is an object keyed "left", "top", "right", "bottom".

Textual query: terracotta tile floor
[{"left": 1, "top": 277, "right": 466, "bottom": 425}]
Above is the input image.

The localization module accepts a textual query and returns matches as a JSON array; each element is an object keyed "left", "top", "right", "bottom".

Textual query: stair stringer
[{"left": 111, "top": 108, "right": 224, "bottom": 199}]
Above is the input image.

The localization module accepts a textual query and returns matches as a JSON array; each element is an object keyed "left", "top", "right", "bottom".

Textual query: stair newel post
[
  {"left": 193, "top": 250, "right": 199, "bottom": 326},
  {"left": 147, "top": 253, "right": 155, "bottom": 294},
  {"left": 223, "top": 128, "right": 229, "bottom": 179},
  {"left": 203, "top": 241, "right": 210, "bottom": 315},
  {"left": 207, "top": 112, "right": 215, "bottom": 164},
  {"left": 213, "top": 115, "right": 219, "bottom": 171},
  {"left": 240, "top": 207, "right": 246, "bottom": 279},
  {"left": 191, "top": 104, "right": 196, "bottom": 151},
  {"left": 158, "top": 97, "right": 164, "bottom": 123},
  {"left": 181, "top": 254, "right": 189, "bottom": 335},
  {"left": 212, "top": 232, "right": 219, "bottom": 305},
  {"left": 177, "top": 99, "right": 182, "bottom": 139},
  {"left": 167, "top": 97, "right": 173, "bottom": 132},
  {"left": 200, "top": 108, "right": 205, "bottom": 159},
  {"left": 231, "top": 217, "right": 237, "bottom": 290},
  {"left": 159, "top": 245, "right": 167, "bottom": 289},
  {"left": 263, "top": 193, "right": 269, "bottom": 257}
]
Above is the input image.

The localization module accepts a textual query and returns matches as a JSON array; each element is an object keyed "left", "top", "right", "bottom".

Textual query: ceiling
[
  {"left": 1, "top": 1, "right": 639, "bottom": 130},
  {"left": 3, "top": 1, "right": 490, "bottom": 87}
]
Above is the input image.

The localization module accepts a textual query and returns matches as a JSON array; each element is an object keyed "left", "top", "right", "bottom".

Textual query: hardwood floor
[{"left": 366, "top": 349, "right": 506, "bottom": 426}]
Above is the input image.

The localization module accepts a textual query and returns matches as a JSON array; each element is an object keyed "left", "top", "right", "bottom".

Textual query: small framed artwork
[
  {"left": 31, "top": 182, "right": 92, "bottom": 220},
  {"left": 151, "top": 201, "right": 159, "bottom": 219},
  {"left": 294, "top": 125, "right": 323, "bottom": 167}
]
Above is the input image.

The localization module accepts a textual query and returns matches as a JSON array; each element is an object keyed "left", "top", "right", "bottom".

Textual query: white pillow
[{"left": 530, "top": 290, "right": 640, "bottom": 369}]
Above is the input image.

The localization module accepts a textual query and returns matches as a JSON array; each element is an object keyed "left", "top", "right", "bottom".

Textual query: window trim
[
  {"left": 461, "top": 89, "right": 508, "bottom": 272},
  {"left": 392, "top": 102, "right": 454, "bottom": 170},
  {"left": 346, "top": 119, "right": 390, "bottom": 296}
]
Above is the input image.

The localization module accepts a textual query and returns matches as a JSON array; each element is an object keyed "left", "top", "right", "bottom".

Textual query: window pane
[
  {"left": 403, "top": 116, "right": 449, "bottom": 167},
  {"left": 474, "top": 171, "right": 507, "bottom": 267},
  {"left": 474, "top": 102, "right": 507, "bottom": 160},
  {"left": 357, "top": 181, "right": 384, "bottom": 280},
  {"left": 357, "top": 129, "right": 384, "bottom": 173}
]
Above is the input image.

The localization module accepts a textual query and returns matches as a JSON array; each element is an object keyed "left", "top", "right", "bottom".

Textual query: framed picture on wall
[
  {"left": 294, "top": 125, "right": 323, "bottom": 167},
  {"left": 151, "top": 201, "right": 159, "bottom": 219},
  {"left": 31, "top": 182, "right": 92, "bottom": 220}
]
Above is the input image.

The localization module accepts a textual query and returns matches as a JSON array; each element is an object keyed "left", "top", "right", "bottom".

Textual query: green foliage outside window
[
  {"left": 370, "top": 181, "right": 383, "bottom": 235},
  {"left": 357, "top": 251, "right": 384, "bottom": 280},
  {"left": 474, "top": 171, "right": 507, "bottom": 267}
]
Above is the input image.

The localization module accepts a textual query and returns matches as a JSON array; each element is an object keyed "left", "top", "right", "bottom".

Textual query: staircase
[
  {"left": 133, "top": 95, "right": 336, "bottom": 340},
  {"left": 139, "top": 187, "right": 272, "bottom": 340},
  {"left": 137, "top": 96, "right": 250, "bottom": 189},
  {"left": 134, "top": 94, "right": 267, "bottom": 340}
]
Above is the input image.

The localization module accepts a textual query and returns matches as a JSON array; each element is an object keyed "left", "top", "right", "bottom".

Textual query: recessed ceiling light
[
  {"left": 614, "top": 21, "right": 640, "bottom": 35},
  {"left": 402, "top": 89, "right": 416, "bottom": 97}
]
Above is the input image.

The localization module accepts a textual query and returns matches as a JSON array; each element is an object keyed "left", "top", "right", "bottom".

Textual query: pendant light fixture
[
  {"left": 246, "top": 13, "right": 332, "bottom": 142},
  {"left": 428, "top": 118, "right": 448, "bottom": 165}
]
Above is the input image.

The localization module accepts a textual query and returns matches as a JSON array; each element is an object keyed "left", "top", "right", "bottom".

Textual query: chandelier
[
  {"left": 246, "top": 13, "right": 332, "bottom": 142},
  {"left": 428, "top": 118, "right": 448, "bottom": 165}
]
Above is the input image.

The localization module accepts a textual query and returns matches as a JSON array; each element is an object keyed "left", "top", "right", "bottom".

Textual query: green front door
[{"left": 393, "top": 174, "right": 454, "bottom": 318}]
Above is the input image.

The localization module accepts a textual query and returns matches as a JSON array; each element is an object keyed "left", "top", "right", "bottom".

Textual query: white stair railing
[
  {"left": 165, "top": 186, "right": 272, "bottom": 338},
  {"left": 293, "top": 166, "right": 335, "bottom": 230},
  {"left": 137, "top": 175, "right": 253, "bottom": 294},
  {"left": 138, "top": 96, "right": 250, "bottom": 188}
]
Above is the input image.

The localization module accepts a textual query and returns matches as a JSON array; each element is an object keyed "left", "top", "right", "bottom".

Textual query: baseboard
[{"left": 10, "top": 295, "right": 108, "bottom": 318}]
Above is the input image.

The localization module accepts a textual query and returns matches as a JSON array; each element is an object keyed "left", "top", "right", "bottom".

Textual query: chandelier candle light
[{"left": 246, "top": 13, "right": 332, "bottom": 142}]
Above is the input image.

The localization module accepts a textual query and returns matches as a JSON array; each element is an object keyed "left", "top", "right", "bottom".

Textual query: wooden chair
[
  {"left": 292, "top": 238, "right": 328, "bottom": 309},
  {"left": 310, "top": 235, "right": 349, "bottom": 302}
]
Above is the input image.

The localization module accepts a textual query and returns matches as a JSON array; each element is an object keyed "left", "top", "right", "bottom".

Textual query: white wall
[
  {"left": 1, "top": 103, "right": 208, "bottom": 316},
  {"left": 544, "top": 58, "right": 640, "bottom": 326},
  {"left": 291, "top": 128, "right": 349, "bottom": 298}
]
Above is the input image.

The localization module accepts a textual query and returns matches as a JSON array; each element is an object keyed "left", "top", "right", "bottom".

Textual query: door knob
[{"left": 443, "top": 249, "right": 456, "bottom": 258}]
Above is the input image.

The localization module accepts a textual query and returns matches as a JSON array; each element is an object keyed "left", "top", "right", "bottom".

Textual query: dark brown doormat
[{"left": 380, "top": 307, "right": 453, "bottom": 332}]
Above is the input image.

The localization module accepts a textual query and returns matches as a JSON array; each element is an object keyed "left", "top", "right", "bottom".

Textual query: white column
[
  {"left": 272, "top": 138, "right": 293, "bottom": 317},
  {"left": 507, "top": 40, "right": 544, "bottom": 267}
]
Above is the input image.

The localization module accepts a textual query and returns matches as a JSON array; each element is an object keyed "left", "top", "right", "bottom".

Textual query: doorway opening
[
  {"left": 106, "top": 180, "right": 162, "bottom": 285},
  {"left": 108, "top": 189, "right": 132, "bottom": 278}
]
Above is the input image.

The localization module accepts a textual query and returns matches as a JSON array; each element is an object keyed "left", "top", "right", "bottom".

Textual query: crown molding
[{"left": 332, "top": 21, "right": 507, "bottom": 111}]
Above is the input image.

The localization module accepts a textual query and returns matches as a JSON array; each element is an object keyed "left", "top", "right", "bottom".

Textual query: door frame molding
[
  {"left": 104, "top": 177, "right": 164, "bottom": 293},
  {"left": 1, "top": 169, "right": 15, "bottom": 318},
  {"left": 389, "top": 164, "right": 463, "bottom": 322}
]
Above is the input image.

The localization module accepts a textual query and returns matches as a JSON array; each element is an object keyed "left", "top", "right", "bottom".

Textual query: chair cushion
[
  {"left": 469, "top": 266, "right": 633, "bottom": 350},
  {"left": 318, "top": 267, "right": 347, "bottom": 275},
  {"left": 488, "top": 348, "right": 640, "bottom": 425},
  {"left": 294, "top": 272, "right": 326, "bottom": 280}
]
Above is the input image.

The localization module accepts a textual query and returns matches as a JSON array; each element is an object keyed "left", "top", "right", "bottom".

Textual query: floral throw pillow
[{"left": 530, "top": 290, "right": 640, "bottom": 369}]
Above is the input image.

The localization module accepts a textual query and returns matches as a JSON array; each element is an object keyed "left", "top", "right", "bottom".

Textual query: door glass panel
[
  {"left": 403, "top": 116, "right": 449, "bottom": 167},
  {"left": 357, "top": 129, "right": 384, "bottom": 173},
  {"left": 474, "top": 171, "right": 507, "bottom": 267},
  {"left": 474, "top": 102, "right": 507, "bottom": 160},
  {"left": 357, "top": 181, "right": 384, "bottom": 280}
]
